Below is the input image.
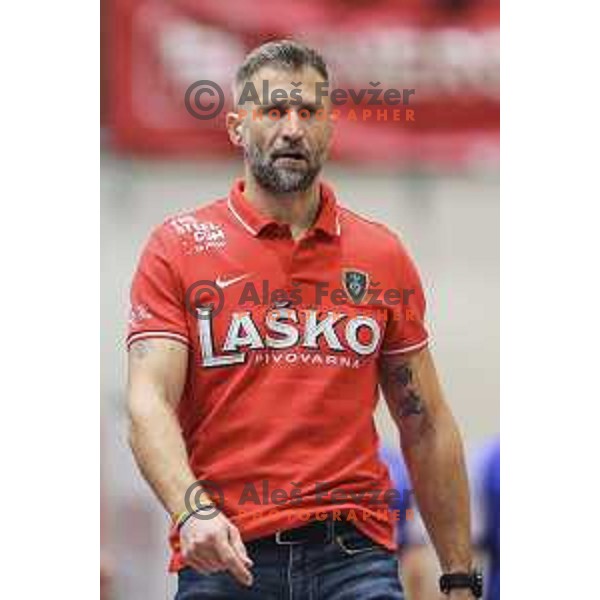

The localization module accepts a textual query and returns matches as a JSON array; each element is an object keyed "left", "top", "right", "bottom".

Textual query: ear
[{"left": 226, "top": 111, "right": 244, "bottom": 148}]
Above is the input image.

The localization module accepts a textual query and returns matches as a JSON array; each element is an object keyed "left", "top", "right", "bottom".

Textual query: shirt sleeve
[
  {"left": 126, "top": 226, "right": 191, "bottom": 349},
  {"left": 381, "top": 236, "right": 429, "bottom": 356}
]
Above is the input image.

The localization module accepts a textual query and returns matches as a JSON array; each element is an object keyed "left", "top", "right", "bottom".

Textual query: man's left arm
[{"left": 379, "top": 347, "right": 474, "bottom": 598}]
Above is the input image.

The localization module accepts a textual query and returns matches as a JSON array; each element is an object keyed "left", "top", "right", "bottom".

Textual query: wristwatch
[{"left": 439, "top": 569, "right": 483, "bottom": 597}]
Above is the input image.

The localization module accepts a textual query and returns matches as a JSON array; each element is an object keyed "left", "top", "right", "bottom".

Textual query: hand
[{"left": 179, "top": 511, "right": 254, "bottom": 586}]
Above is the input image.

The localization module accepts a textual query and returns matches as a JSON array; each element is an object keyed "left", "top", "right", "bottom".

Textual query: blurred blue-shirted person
[
  {"left": 380, "top": 437, "right": 500, "bottom": 600},
  {"left": 477, "top": 438, "right": 500, "bottom": 600}
]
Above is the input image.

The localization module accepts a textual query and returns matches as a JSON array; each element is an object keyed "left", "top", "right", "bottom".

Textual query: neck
[{"left": 243, "top": 170, "right": 321, "bottom": 239}]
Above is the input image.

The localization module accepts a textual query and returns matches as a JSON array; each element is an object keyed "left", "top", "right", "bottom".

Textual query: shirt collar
[{"left": 227, "top": 178, "right": 341, "bottom": 239}]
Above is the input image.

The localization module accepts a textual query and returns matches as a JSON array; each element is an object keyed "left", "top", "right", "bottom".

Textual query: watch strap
[{"left": 439, "top": 570, "right": 483, "bottom": 597}]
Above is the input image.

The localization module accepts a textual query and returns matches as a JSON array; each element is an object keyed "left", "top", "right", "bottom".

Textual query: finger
[
  {"left": 186, "top": 547, "right": 227, "bottom": 575},
  {"left": 228, "top": 525, "right": 253, "bottom": 566},
  {"left": 192, "top": 556, "right": 222, "bottom": 573},
  {"left": 214, "top": 535, "right": 253, "bottom": 587}
]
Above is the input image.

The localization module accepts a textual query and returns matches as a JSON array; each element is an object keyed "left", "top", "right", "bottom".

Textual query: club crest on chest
[{"left": 342, "top": 269, "right": 369, "bottom": 304}]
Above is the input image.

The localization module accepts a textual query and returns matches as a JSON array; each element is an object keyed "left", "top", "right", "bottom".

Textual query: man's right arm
[
  {"left": 127, "top": 337, "right": 196, "bottom": 516},
  {"left": 126, "top": 337, "right": 253, "bottom": 585}
]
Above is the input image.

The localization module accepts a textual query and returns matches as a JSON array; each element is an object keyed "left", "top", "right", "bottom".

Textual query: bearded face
[
  {"left": 234, "top": 66, "right": 334, "bottom": 196},
  {"left": 244, "top": 131, "right": 325, "bottom": 194}
]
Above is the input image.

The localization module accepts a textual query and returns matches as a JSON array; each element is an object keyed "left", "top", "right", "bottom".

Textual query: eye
[
  {"left": 266, "top": 106, "right": 285, "bottom": 120},
  {"left": 299, "top": 105, "right": 319, "bottom": 119}
]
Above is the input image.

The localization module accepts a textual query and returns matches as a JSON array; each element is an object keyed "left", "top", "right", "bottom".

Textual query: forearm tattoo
[
  {"left": 400, "top": 390, "right": 424, "bottom": 418},
  {"left": 381, "top": 360, "right": 432, "bottom": 443},
  {"left": 389, "top": 364, "right": 423, "bottom": 417}
]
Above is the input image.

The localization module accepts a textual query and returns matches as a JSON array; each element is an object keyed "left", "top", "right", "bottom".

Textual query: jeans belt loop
[
  {"left": 327, "top": 515, "right": 335, "bottom": 544},
  {"left": 274, "top": 530, "right": 303, "bottom": 545}
]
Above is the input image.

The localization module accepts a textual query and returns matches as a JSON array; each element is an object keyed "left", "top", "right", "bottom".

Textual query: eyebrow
[{"left": 262, "top": 100, "right": 322, "bottom": 112}]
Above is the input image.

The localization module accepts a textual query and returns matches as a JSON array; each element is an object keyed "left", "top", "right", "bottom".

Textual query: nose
[{"left": 280, "top": 108, "right": 305, "bottom": 143}]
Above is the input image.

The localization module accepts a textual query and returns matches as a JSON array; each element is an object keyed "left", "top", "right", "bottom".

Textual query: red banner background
[{"left": 102, "top": 0, "right": 499, "bottom": 166}]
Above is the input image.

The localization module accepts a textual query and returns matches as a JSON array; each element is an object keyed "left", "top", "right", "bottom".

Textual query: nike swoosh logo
[{"left": 215, "top": 273, "right": 251, "bottom": 289}]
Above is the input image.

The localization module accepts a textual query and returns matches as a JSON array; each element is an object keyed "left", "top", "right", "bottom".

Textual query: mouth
[{"left": 272, "top": 150, "right": 309, "bottom": 165}]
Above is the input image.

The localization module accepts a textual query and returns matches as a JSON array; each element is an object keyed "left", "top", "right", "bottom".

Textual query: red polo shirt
[{"left": 127, "top": 179, "right": 429, "bottom": 571}]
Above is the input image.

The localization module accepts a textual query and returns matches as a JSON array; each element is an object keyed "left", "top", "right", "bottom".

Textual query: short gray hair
[{"left": 235, "top": 39, "right": 329, "bottom": 88}]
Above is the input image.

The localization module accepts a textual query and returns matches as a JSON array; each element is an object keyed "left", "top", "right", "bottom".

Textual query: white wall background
[{"left": 101, "top": 153, "right": 499, "bottom": 599}]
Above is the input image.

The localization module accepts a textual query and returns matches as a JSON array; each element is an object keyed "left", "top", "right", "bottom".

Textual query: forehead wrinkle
[{"left": 234, "top": 66, "right": 327, "bottom": 110}]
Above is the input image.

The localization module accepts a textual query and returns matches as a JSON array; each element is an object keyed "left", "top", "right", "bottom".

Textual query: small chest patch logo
[
  {"left": 168, "top": 215, "right": 227, "bottom": 254},
  {"left": 342, "top": 269, "right": 369, "bottom": 304}
]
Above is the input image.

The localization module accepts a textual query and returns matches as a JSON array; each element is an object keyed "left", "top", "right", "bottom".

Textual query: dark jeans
[{"left": 175, "top": 520, "right": 404, "bottom": 599}]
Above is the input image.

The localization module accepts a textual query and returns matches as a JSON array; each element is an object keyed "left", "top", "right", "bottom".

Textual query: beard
[{"left": 245, "top": 143, "right": 323, "bottom": 195}]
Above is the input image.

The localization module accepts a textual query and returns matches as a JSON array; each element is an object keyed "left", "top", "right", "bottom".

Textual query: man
[{"left": 127, "top": 40, "right": 479, "bottom": 599}]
